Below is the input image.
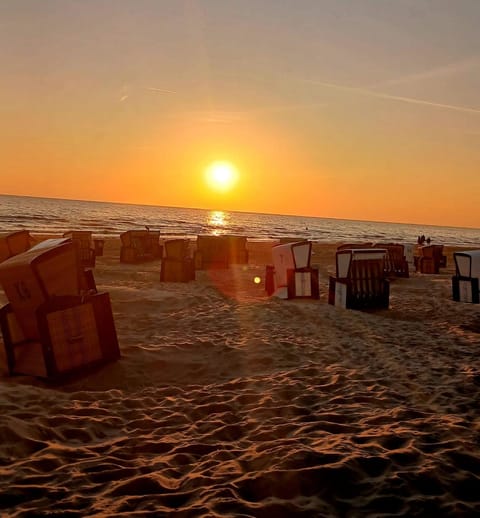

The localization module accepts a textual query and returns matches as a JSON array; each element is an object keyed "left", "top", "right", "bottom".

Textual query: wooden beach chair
[
  {"left": 0, "top": 230, "right": 35, "bottom": 263},
  {"left": 434, "top": 244, "right": 447, "bottom": 268},
  {"left": 373, "top": 243, "right": 409, "bottom": 278},
  {"left": 337, "top": 242, "right": 373, "bottom": 251},
  {"left": 452, "top": 249, "right": 480, "bottom": 303},
  {"left": 225, "top": 235, "right": 249, "bottom": 264},
  {"left": 194, "top": 235, "right": 230, "bottom": 270},
  {"left": 0, "top": 239, "right": 120, "bottom": 379},
  {"left": 328, "top": 248, "right": 390, "bottom": 310},
  {"left": 160, "top": 238, "right": 195, "bottom": 282},
  {"left": 120, "top": 229, "right": 162, "bottom": 263},
  {"left": 267, "top": 240, "right": 319, "bottom": 299},
  {"left": 63, "top": 230, "right": 104, "bottom": 269},
  {"left": 416, "top": 244, "right": 446, "bottom": 274}
]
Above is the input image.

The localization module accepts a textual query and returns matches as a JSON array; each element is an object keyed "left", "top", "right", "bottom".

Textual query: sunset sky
[{"left": 2, "top": 0, "right": 480, "bottom": 228}]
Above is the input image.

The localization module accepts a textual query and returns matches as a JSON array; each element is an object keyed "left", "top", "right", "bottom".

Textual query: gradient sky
[{"left": 2, "top": 0, "right": 480, "bottom": 227}]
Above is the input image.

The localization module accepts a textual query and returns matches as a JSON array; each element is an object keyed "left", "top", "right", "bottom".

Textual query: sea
[{"left": 1, "top": 193, "right": 479, "bottom": 247}]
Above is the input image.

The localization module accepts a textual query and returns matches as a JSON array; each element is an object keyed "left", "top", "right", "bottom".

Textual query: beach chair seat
[
  {"left": 452, "top": 250, "right": 480, "bottom": 303},
  {"left": 269, "top": 240, "right": 319, "bottom": 299},
  {"left": 194, "top": 235, "right": 230, "bottom": 270},
  {"left": 160, "top": 239, "right": 195, "bottom": 282},
  {"left": 328, "top": 248, "right": 390, "bottom": 310},
  {"left": 0, "top": 230, "right": 35, "bottom": 263},
  {"left": 120, "top": 230, "right": 162, "bottom": 263},
  {"left": 0, "top": 293, "right": 120, "bottom": 379}
]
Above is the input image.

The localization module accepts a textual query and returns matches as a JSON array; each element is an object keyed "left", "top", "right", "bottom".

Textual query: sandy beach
[{"left": 1, "top": 238, "right": 479, "bottom": 517}]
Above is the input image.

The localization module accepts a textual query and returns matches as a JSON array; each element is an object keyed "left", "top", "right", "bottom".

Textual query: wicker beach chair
[
  {"left": 266, "top": 240, "right": 319, "bottom": 299},
  {"left": 373, "top": 243, "right": 409, "bottom": 278},
  {"left": 120, "top": 229, "right": 162, "bottom": 263},
  {"left": 225, "top": 235, "right": 249, "bottom": 264},
  {"left": 160, "top": 238, "right": 195, "bottom": 282},
  {"left": 416, "top": 244, "right": 446, "bottom": 274},
  {"left": 328, "top": 248, "right": 390, "bottom": 310},
  {"left": 0, "top": 238, "right": 119, "bottom": 379},
  {"left": 0, "top": 230, "right": 35, "bottom": 263},
  {"left": 452, "top": 249, "right": 480, "bottom": 303},
  {"left": 193, "top": 235, "right": 230, "bottom": 270},
  {"left": 63, "top": 231, "right": 104, "bottom": 268},
  {"left": 337, "top": 242, "right": 373, "bottom": 251}
]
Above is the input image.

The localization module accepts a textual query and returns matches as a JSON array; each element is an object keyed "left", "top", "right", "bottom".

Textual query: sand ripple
[{"left": 1, "top": 245, "right": 480, "bottom": 516}]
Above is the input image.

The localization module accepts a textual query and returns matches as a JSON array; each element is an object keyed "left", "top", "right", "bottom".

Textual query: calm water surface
[{"left": 1, "top": 194, "right": 479, "bottom": 247}]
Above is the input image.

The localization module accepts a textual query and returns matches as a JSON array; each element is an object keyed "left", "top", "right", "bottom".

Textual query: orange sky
[{"left": 2, "top": 1, "right": 480, "bottom": 228}]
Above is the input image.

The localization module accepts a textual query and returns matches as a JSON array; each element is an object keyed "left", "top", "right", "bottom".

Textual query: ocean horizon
[{"left": 1, "top": 193, "right": 479, "bottom": 247}]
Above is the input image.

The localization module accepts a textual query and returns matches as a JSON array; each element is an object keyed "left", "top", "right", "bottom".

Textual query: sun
[{"left": 205, "top": 161, "right": 239, "bottom": 192}]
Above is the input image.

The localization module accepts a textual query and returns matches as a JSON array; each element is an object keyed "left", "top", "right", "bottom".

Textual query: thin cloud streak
[
  {"left": 370, "top": 57, "right": 480, "bottom": 89},
  {"left": 305, "top": 79, "right": 480, "bottom": 115},
  {"left": 118, "top": 86, "right": 175, "bottom": 102},
  {"left": 144, "top": 87, "right": 177, "bottom": 94}
]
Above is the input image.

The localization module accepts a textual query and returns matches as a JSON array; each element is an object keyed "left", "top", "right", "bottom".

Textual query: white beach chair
[
  {"left": 328, "top": 248, "right": 390, "bottom": 310},
  {"left": 452, "top": 250, "right": 480, "bottom": 303},
  {"left": 269, "top": 240, "right": 319, "bottom": 299}
]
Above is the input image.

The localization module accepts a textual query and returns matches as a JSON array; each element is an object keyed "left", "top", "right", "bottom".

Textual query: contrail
[
  {"left": 305, "top": 79, "right": 480, "bottom": 115},
  {"left": 144, "top": 87, "right": 176, "bottom": 94},
  {"left": 369, "top": 57, "right": 479, "bottom": 89}
]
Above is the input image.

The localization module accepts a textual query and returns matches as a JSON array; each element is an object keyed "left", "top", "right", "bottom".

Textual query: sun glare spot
[
  {"left": 205, "top": 161, "right": 239, "bottom": 192},
  {"left": 208, "top": 210, "right": 227, "bottom": 229}
]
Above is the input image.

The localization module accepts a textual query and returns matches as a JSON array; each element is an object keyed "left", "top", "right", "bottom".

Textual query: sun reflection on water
[{"left": 208, "top": 211, "right": 228, "bottom": 235}]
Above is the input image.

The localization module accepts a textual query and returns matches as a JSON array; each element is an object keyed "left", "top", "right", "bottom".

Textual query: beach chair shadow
[
  {"left": 0, "top": 238, "right": 120, "bottom": 380},
  {"left": 328, "top": 248, "right": 390, "bottom": 310}
]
